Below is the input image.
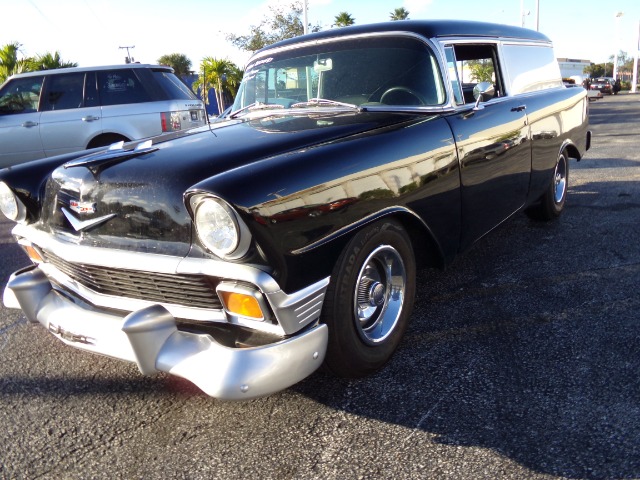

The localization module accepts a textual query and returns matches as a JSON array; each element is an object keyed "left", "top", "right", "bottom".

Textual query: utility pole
[
  {"left": 633, "top": 20, "right": 639, "bottom": 93},
  {"left": 303, "top": 0, "right": 308, "bottom": 35},
  {"left": 119, "top": 45, "right": 135, "bottom": 64}
]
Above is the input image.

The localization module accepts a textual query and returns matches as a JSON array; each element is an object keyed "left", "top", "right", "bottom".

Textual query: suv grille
[{"left": 41, "top": 251, "right": 222, "bottom": 310}]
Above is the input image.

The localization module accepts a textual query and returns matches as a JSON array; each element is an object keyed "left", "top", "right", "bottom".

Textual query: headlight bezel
[
  {"left": 0, "top": 181, "right": 27, "bottom": 223},
  {"left": 191, "top": 195, "right": 251, "bottom": 259}
]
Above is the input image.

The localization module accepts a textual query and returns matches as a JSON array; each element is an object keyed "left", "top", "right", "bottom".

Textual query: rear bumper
[{"left": 4, "top": 265, "right": 328, "bottom": 400}]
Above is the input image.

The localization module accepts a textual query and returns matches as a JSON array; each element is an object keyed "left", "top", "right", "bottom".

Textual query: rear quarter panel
[{"left": 524, "top": 86, "right": 589, "bottom": 203}]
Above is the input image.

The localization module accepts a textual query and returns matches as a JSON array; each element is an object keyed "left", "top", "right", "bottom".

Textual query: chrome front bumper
[{"left": 4, "top": 265, "right": 328, "bottom": 400}]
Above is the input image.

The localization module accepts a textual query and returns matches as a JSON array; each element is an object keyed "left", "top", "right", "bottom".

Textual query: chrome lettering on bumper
[{"left": 49, "top": 323, "right": 95, "bottom": 345}]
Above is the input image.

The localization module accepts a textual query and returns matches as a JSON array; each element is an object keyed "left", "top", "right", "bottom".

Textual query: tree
[
  {"left": 334, "top": 12, "right": 355, "bottom": 27},
  {"left": 157, "top": 53, "right": 192, "bottom": 78},
  {"left": 467, "top": 59, "right": 494, "bottom": 83},
  {"left": 227, "top": 1, "right": 319, "bottom": 52},
  {"left": 390, "top": 7, "right": 410, "bottom": 20},
  {"left": 192, "top": 57, "right": 241, "bottom": 113},
  {"left": 584, "top": 63, "right": 608, "bottom": 78},
  {"left": 1, "top": 42, "right": 78, "bottom": 83},
  {"left": 0, "top": 42, "right": 30, "bottom": 83},
  {"left": 29, "top": 51, "right": 77, "bottom": 71}
]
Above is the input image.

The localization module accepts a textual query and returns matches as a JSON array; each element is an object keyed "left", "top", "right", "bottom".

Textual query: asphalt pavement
[{"left": 0, "top": 93, "right": 638, "bottom": 480}]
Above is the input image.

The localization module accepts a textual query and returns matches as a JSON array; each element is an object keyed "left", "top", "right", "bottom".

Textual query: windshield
[{"left": 232, "top": 36, "right": 445, "bottom": 114}]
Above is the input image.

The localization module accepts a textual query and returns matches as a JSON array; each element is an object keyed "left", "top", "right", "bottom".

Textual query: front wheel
[
  {"left": 526, "top": 150, "right": 569, "bottom": 221},
  {"left": 321, "top": 219, "right": 416, "bottom": 377}
]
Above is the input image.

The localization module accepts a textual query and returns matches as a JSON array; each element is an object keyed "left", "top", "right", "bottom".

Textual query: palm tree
[
  {"left": 390, "top": 7, "right": 410, "bottom": 20},
  {"left": 30, "top": 51, "right": 77, "bottom": 71},
  {"left": 192, "top": 57, "right": 241, "bottom": 114},
  {"left": 334, "top": 12, "right": 355, "bottom": 28},
  {"left": 0, "top": 42, "right": 30, "bottom": 83},
  {"left": 157, "top": 53, "right": 192, "bottom": 78},
  {"left": 224, "top": 64, "right": 244, "bottom": 99}
]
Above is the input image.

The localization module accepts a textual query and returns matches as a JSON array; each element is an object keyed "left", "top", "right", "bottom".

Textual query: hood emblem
[
  {"left": 61, "top": 207, "right": 116, "bottom": 232},
  {"left": 70, "top": 200, "right": 96, "bottom": 214}
]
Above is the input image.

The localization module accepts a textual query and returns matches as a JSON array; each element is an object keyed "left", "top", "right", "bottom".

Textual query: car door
[
  {"left": 39, "top": 72, "right": 102, "bottom": 157},
  {"left": 442, "top": 43, "right": 530, "bottom": 250},
  {"left": 0, "top": 75, "right": 45, "bottom": 167},
  {"left": 447, "top": 99, "right": 529, "bottom": 249}
]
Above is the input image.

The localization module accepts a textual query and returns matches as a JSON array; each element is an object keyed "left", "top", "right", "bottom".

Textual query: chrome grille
[{"left": 41, "top": 250, "right": 222, "bottom": 310}]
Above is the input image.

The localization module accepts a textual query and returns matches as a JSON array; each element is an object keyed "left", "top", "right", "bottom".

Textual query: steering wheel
[{"left": 379, "top": 86, "right": 427, "bottom": 106}]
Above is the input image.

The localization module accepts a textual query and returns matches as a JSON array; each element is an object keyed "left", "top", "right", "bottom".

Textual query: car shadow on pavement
[{"left": 292, "top": 179, "right": 640, "bottom": 479}]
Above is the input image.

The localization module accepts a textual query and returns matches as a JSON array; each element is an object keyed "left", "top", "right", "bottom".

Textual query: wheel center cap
[{"left": 368, "top": 282, "right": 386, "bottom": 306}]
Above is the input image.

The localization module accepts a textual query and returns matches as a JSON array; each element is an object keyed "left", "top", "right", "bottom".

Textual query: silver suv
[{"left": 0, "top": 64, "right": 206, "bottom": 167}]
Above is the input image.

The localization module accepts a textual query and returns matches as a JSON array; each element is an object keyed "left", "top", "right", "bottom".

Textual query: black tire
[
  {"left": 321, "top": 219, "right": 416, "bottom": 377},
  {"left": 526, "top": 149, "right": 569, "bottom": 221}
]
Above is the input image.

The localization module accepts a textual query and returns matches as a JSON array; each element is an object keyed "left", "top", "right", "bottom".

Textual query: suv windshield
[{"left": 232, "top": 36, "right": 445, "bottom": 113}]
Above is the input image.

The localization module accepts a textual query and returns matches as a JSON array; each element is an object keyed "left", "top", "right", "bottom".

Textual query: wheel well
[
  {"left": 562, "top": 142, "right": 580, "bottom": 162},
  {"left": 389, "top": 212, "right": 445, "bottom": 270},
  {"left": 87, "top": 133, "right": 130, "bottom": 149}
]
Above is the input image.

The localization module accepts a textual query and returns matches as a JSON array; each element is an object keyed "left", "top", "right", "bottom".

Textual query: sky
[{"left": 2, "top": 0, "right": 640, "bottom": 71}]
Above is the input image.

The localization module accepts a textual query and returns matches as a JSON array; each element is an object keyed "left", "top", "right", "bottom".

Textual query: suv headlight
[
  {"left": 0, "top": 182, "right": 27, "bottom": 223},
  {"left": 193, "top": 196, "right": 251, "bottom": 259}
]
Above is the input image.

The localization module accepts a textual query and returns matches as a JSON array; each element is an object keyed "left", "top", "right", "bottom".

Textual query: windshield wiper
[
  {"left": 229, "top": 102, "right": 284, "bottom": 119},
  {"left": 291, "top": 98, "right": 361, "bottom": 111}
]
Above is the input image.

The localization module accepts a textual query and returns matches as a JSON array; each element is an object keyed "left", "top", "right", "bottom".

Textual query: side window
[
  {"left": 84, "top": 72, "right": 99, "bottom": 107},
  {"left": 0, "top": 76, "right": 44, "bottom": 114},
  {"left": 445, "top": 47, "right": 464, "bottom": 105},
  {"left": 501, "top": 44, "right": 563, "bottom": 95},
  {"left": 43, "top": 73, "right": 84, "bottom": 111},
  {"left": 97, "top": 69, "right": 151, "bottom": 106},
  {"left": 448, "top": 44, "right": 503, "bottom": 104}
]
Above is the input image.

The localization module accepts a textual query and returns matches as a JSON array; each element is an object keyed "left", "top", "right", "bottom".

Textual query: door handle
[
  {"left": 82, "top": 115, "right": 100, "bottom": 122},
  {"left": 511, "top": 105, "right": 526, "bottom": 112},
  {"left": 22, "top": 121, "right": 38, "bottom": 127}
]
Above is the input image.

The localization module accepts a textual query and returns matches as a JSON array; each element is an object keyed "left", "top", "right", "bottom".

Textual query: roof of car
[
  {"left": 7, "top": 64, "right": 173, "bottom": 79},
  {"left": 262, "top": 20, "right": 552, "bottom": 52}
]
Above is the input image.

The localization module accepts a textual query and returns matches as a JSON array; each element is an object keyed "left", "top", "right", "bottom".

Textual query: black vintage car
[{"left": 0, "top": 20, "right": 590, "bottom": 399}]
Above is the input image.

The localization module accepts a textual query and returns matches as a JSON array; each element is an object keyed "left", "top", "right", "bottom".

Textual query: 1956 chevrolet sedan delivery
[{"left": 0, "top": 20, "right": 590, "bottom": 399}]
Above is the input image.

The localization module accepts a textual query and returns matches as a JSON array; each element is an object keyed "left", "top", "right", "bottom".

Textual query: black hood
[{"left": 38, "top": 110, "right": 420, "bottom": 256}]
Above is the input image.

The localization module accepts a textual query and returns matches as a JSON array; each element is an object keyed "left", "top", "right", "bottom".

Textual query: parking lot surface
[{"left": 1, "top": 94, "right": 639, "bottom": 480}]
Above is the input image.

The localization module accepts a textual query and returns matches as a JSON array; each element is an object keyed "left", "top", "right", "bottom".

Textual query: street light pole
[
  {"left": 633, "top": 20, "right": 639, "bottom": 93},
  {"left": 303, "top": 0, "right": 308, "bottom": 35},
  {"left": 613, "top": 12, "right": 624, "bottom": 80}
]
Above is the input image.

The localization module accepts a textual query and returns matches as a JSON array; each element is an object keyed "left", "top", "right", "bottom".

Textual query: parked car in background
[
  {"left": 0, "top": 20, "right": 590, "bottom": 400},
  {"left": 590, "top": 77, "right": 613, "bottom": 95},
  {"left": 0, "top": 64, "right": 206, "bottom": 167},
  {"left": 587, "top": 89, "right": 603, "bottom": 101}
]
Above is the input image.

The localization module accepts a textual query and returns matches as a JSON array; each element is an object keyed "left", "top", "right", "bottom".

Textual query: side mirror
[
  {"left": 473, "top": 82, "right": 495, "bottom": 110},
  {"left": 313, "top": 58, "right": 333, "bottom": 73}
]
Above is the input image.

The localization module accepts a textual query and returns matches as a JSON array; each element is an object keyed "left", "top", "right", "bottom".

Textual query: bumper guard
[{"left": 4, "top": 265, "right": 328, "bottom": 400}]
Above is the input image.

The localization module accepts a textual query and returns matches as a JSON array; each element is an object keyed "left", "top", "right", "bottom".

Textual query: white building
[{"left": 557, "top": 58, "right": 592, "bottom": 80}]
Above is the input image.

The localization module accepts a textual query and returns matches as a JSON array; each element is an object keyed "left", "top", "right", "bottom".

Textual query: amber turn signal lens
[
  {"left": 219, "top": 291, "right": 264, "bottom": 319},
  {"left": 23, "top": 245, "right": 44, "bottom": 263}
]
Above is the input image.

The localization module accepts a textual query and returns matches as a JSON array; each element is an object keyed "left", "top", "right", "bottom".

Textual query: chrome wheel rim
[
  {"left": 554, "top": 154, "right": 567, "bottom": 204},
  {"left": 354, "top": 245, "right": 406, "bottom": 345}
]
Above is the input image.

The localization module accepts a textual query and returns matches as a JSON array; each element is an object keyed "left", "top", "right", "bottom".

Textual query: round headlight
[
  {"left": 0, "top": 182, "right": 25, "bottom": 222},
  {"left": 194, "top": 197, "right": 249, "bottom": 258}
]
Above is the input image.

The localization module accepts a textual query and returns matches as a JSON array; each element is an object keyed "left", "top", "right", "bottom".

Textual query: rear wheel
[
  {"left": 526, "top": 150, "right": 569, "bottom": 221},
  {"left": 321, "top": 219, "right": 416, "bottom": 377}
]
